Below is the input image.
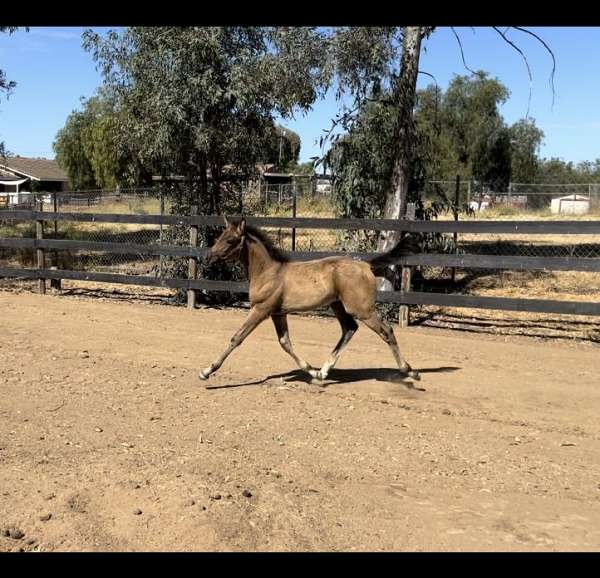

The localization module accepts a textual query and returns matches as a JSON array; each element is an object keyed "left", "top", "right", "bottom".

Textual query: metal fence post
[
  {"left": 399, "top": 202, "right": 416, "bottom": 328},
  {"left": 188, "top": 205, "right": 199, "bottom": 310}
]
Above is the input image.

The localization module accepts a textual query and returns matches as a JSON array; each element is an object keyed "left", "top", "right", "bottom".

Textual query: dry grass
[
  {"left": 440, "top": 205, "right": 600, "bottom": 221},
  {"left": 58, "top": 198, "right": 164, "bottom": 216}
]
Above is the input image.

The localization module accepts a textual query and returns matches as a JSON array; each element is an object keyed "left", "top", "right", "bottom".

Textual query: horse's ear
[{"left": 238, "top": 218, "right": 246, "bottom": 235}]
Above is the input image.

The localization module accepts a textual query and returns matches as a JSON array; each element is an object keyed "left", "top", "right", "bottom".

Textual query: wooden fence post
[
  {"left": 159, "top": 189, "right": 165, "bottom": 278},
  {"left": 451, "top": 174, "right": 460, "bottom": 283},
  {"left": 188, "top": 205, "right": 199, "bottom": 310},
  {"left": 398, "top": 202, "right": 416, "bottom": 328},
  {"left": 291, "top": 182, "right": 297, "bottom": 252},
  {"left": 36, "top": 197, "right": 46, "bottom": 295},
  {"left": 50, "top": 191, "right": 61, "bottom": 290}
]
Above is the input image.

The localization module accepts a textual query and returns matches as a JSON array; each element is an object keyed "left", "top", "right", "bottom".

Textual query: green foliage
[
  {"left": 328, "top": 72, "right": 518, "bottom": 216},
  {"left": 54, "top": 93, "right": 152, "bottom": 190},
  {"left": 82, "top": 27, "right": 328, "bottom": 215},
  {"left": 80, "top": 26, "right": 329, "bottom": 304},
  {"left": 325, "top": 70, "right": 547, "bottom": 260},
  {"left": 328, "top": 70, "right": 548, "bottom": 228},
  {"left": 412, "top": 71, "right": 516, "bottom": 190},
  {"left": 264, "top": 124, "right": 301, "bottom": 168},
  {"left": 325, "top": 96, "right": 434, "bottom": 253},
  {"left": 328, "top": 27, "right": 402, "bottom": 101},
  {"left": 0, "top": 27, "right": 20, "bottom": 98},
  {"left": 53, "top": 104, "right": 97, "bottom": 189},
  {"left": 471, "top": 127, "right": 512, "bottom": 191},
  {"left": 573, "top": 159, "right": 600, "bottom": 183},
  {"left": 288, "top": 161, "right": 315, "bottom": 175},
  {"left": 535, "top": 157, "right": 586, "bottom": 183},
  {"left": 326, "top": 99, "right": 398, "bottom": 221},
  {"left": 440, "top": 71, "right": 509, "bottom": 170},
  {"left": 508, "top": 118, "right": 544, "bottom": 182},
  {"left": 1, "top": 27, "right": 28, "bottom": 159},
  {"left": 82, "top": 106, "right": 120, "bottom": 189}
]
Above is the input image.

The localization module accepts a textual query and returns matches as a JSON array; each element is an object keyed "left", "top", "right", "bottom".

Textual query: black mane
[{"left": 245, "top": 225, "right": 290, "bottom": 263}]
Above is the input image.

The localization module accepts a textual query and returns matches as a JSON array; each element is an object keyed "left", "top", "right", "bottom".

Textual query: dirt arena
[{"left": 1, "top": 290, "right": 600, "bottom": 552}]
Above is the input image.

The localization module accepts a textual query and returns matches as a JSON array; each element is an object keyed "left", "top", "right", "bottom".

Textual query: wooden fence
[{"left": 1, "top": 210, "right": 600, "bottom": 324}]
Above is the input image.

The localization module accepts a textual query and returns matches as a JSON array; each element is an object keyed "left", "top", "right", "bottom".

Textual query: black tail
[{"left": 368, "top": 233, "right": 420, "bottom": 276}]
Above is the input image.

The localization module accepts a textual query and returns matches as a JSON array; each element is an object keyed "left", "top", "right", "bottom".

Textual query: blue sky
[{"left": 1, "top": 27, "right": 599, "bottom": 165}]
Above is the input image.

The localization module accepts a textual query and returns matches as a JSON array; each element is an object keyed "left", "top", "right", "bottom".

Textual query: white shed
[{"left": 550, "top": 194, "right": 590, "bottom": 215}]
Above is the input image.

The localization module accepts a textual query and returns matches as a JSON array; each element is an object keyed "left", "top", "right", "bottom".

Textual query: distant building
[
  {"left": 151, "top": 163, "right": 325, "bottom": 194},
  {"left": 314, "top": 173, "right": 332, "bottom": 195},
  {"left": 550, "top": 194, "right": 590, "bottom": 215},
  {"left": 0, "top": 156, "right": 71, "bottom": 206}
]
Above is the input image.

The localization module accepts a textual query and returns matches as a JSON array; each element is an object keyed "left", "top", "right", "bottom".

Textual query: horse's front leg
[{"left": 199, "top": 306, "right": 269, "bottom": 381}]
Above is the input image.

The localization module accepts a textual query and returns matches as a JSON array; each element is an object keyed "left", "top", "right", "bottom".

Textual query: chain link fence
[
  {"left": 410, "top": 177, "right": 600, "bottom": 338},
  {"left": 1, "top": 179, "right": 599, "bottom": 338}
]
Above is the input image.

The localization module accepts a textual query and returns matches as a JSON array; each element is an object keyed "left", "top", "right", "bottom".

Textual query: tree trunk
[{"left": 376, "top": 26, "right": 428, "bottom": 291}]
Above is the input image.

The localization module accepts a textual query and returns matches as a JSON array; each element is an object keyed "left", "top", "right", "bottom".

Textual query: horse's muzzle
[{"left": 204, "top": 251, "right": 218, "bottom": 266}]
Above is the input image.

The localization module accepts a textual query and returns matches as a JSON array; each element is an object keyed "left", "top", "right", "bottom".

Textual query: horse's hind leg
[
  {"left": 313, "top": 301, "right": 359, "bottom": 381},
  {"left": 272, "top": 314, "right": 316, "bottom": 376},
  {"left": 360, "top": 312, "right": 420, "bottom": 381}
]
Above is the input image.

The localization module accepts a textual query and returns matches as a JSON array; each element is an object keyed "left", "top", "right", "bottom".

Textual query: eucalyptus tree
[
  {"left": 82, "top": 26, "right": 329, "bottom": 303},
  {"left": 53, "top": 103, "right": 97, "bottom": 189},
  {"left": 321, "top": 26, "right": 555, "bottom": 288},
  {"left": 82, "top": 27, "right": 328, "bottom": 214}
]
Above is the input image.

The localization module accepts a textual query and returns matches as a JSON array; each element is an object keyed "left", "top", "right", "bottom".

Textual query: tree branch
[
  {"left": 450, "top": 27, "right": 478, "bottom": 76},
  {"left": 512, "top": 26, "right": 557, "bottom": 110},
  {"left": 418, "top": 70, "right": 439, "bottom": 86},
  {"left": 492, "top": 26, "right": 533, "bottom": 118}
]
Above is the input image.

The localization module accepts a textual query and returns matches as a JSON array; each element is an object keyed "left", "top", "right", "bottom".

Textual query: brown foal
[{"left": 198, "top": 217, "right": 420, "bottom": 384}]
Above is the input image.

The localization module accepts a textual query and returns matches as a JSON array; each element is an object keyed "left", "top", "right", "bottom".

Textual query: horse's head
[{"left": 204, "top": 217, "right": 246, "bottom": 266}]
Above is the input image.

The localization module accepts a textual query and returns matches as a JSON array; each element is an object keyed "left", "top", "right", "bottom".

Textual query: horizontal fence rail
[
  {"left": 1, "top": 268, "right": 599, "bottom": 317},
  {"left": 2, "top": 239, "right": 600, "bottom": 273},
  {"left": 3, "top": 211, "right": 600, "bottom": 234},
  {"left": 1, "top": 210, "right": 600, "bottom": 319}
]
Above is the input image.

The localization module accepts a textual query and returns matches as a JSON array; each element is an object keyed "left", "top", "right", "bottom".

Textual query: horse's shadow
[{"left": 205, "top": 365, "right": 461, "bottom": 391}]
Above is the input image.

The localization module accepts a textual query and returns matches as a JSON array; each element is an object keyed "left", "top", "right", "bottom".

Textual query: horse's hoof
[
  {"left": 198, "top": 370, "right": 210, "bottom": 381},
  {"left": 409, "top": 371, "right": 421, "bottom": 381}
]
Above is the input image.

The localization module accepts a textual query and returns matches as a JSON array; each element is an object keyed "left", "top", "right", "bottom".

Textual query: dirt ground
[{"left": 1, "top": 290, "right": 600, "bottom": 552}]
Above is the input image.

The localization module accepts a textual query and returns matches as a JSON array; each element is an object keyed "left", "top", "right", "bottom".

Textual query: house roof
[
  {"left": 0, "top": 172, "right": 23, "bottom": 182},
  {"left": 0, "top": 156, "right": 69, "bottom": 182}
]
